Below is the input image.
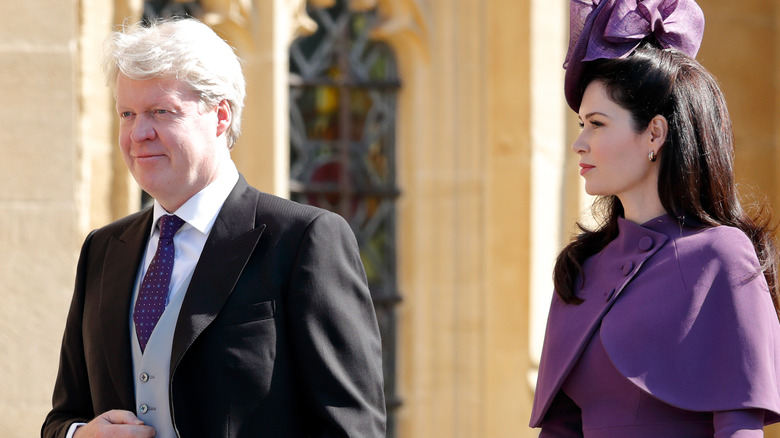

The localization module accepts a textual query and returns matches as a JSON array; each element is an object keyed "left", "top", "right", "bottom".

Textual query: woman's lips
[{"left": 579, "top": 163, "right": 594, "bottom": 176}]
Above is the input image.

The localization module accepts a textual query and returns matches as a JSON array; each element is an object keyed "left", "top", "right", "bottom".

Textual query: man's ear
[
  {"left": 216, "top": 99, "right": 232, "bottom": 137},
  {"left": 647, "top": 114, "right": 668, "bottom": 151}
]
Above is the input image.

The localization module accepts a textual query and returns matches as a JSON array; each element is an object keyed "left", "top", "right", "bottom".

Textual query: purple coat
[{"left": 530, "top": 215, "right": 780, "bottom": 430}]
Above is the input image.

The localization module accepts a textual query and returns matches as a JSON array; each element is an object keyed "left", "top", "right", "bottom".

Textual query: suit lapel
[
  {"left": 170, "top": 177, "right": 265, "bottom": 373},
  {"left": 100, "top": 209, "right": 153, "bottom": 409}
]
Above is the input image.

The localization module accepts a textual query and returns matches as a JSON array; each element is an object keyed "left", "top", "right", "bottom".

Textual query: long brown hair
[{"left": 553, "top": 40, "right": 779, "bottom": 314}]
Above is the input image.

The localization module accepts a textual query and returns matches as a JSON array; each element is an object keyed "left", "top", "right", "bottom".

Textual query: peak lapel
[
  {"left": 170, "top": 177, "right": 264, "bottom": 372},
  {"left": 100, "top": 209, "right": 153, "bottom": 409}
]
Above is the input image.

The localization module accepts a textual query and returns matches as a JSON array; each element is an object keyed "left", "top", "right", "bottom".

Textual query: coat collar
[{"left": 170, "top": 176, "right": 265, "bottom": 374}]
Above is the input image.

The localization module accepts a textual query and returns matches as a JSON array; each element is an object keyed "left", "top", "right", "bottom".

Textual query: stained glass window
[{"left": 290, "top": 1, "right": 402, "bottom": 435}]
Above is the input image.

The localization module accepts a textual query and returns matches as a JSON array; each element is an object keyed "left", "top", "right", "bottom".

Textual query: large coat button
[
  {"left": 621, "top": 261, "right": 634, "bottom": 276},
  {"left": 639, "top": 236, "right": 654, "bottom": 251}
]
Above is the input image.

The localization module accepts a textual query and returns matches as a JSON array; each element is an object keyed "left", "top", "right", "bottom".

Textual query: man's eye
[
  {"left": 154, "top": 109, "right": 169, "bottom": 115},
  {"left": 119, "top": 111, "right": 133, "bottom": 118}
]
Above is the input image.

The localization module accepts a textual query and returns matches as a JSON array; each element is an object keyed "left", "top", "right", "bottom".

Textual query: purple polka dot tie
[{"left": 133, "top": 214, "right": 185, "bottom": 353}]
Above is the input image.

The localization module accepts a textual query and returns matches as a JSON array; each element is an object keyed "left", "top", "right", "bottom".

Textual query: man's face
[{"left": 115, "top": 74, "right": 229, "bottom": 212}]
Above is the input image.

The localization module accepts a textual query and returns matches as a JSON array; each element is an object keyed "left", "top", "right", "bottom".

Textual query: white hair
[{"left": 103, "top": 18, "right": 246, "bottom": 149}]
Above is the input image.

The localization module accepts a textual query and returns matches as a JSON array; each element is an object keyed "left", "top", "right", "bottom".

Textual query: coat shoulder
[
  {"left": 252, "top": 190, "right": 348, "bottom": 231},
  {"left": 673, "top": 224, "right": 761, "bottom": 274}
]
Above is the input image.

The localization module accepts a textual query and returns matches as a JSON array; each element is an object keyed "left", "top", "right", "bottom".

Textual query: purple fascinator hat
[{"left": 564, "top": 0, "right": 705, "bottom": 111}]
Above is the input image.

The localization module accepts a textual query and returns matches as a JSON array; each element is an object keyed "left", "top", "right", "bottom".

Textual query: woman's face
[{"left": 572, "top": 80, "right": 658, "bottom": 202}]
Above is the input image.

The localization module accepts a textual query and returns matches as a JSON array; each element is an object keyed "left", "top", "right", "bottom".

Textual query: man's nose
[{"left": 130, "top": 115, "right": 156, "bottom": 143}]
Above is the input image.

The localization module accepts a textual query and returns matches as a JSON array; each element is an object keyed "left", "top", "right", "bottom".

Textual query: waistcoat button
[
  {"left": 139, "top": 404, "right": 149, "bottom": 414},
  {"left": 140, "top": 372, "right": 149, "bottom": 383}
]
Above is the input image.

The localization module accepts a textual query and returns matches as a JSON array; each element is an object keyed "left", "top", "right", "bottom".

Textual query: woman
[{"left": 530, "top": 0, "right": 780, "bottom": 436}]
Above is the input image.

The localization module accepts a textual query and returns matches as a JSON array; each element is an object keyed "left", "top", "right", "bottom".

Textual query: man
[{"left": 42, "top": 18, "right": 385, "bottom": 438}]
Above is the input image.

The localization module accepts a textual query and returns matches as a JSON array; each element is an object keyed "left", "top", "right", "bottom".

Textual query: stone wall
[{"left": 0, "top": 1, "right": 80, "bottom": 436}]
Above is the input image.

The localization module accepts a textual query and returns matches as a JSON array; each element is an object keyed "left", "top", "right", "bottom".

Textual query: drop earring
[{"left": 648, "top": 150, "right": 657, "bottom": 163}]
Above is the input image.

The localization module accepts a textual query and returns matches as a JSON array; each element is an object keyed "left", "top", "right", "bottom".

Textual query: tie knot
[{"left": 158, "top": 215, "right": 185, "bottom": 239}]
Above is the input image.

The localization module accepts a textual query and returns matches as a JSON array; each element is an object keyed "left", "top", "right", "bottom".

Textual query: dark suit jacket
[{"left": 42, "top": 176, "right": 386, "bottom": 438}]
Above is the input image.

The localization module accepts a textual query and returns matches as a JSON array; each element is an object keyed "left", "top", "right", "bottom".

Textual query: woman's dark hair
[{"left": 553, "top": 40, "right": 779, "bottom": 315}]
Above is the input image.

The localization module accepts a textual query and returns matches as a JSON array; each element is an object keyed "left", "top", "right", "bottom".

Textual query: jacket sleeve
[
  {"left": 41, "top": 231, "right": 97, "bottom": 438},
  {"left": 286, "top": 211, "right": 386, "bottom": 437}
]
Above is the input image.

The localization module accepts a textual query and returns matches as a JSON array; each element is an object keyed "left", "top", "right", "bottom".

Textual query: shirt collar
[{"left": 151, "top": 159, "right": 240, "bottom": 236}]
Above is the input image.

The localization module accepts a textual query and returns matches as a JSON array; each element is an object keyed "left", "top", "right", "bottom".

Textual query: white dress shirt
[{"left": 140, "top": 159, "right": 239, "bottom": 308}]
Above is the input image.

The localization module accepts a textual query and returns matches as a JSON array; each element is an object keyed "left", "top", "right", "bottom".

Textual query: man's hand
[{"left": 74, "top": 410, "right": 156, "bottom": 437}]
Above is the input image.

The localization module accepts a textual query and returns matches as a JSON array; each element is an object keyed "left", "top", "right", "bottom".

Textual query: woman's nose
[{"left": 571, "top": 132, "right": 588, "bottom": 154}]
